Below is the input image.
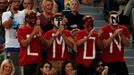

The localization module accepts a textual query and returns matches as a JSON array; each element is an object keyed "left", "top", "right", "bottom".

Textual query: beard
[{"left": 13, "top": 5, "right": 19, "bottom": 10}]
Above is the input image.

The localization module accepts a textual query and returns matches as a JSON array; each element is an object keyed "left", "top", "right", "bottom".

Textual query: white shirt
[{"left": 2, "top": 11, "right": 25, "bottom": 48}]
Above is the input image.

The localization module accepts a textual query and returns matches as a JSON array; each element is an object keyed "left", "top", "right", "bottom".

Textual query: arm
[
  {"left": 120, "top": 33, "right": 130, "bottom": 47},
  {"left": 76, "top": 35, "right": 88, "bottom": 47},
  {"left": 20, "top": 26, "right": 41, "bottom": 47},
  {"left": 2, "top": 6, "right": 16, "bottom": 29},
  {"left": 77, "top": 28, "right": 96, "bottom": 47},
  {"left": 99, "top": 29, "right": 122, "bottom": 49},
  {"left": 45, "top": 36, "right": 55, "bottom": 49},
  {"left": 2, "top": 13, "right": 14, "bottom": 29},
  {"left": 98, "top": 29, "right": 113, "bottom": 49},
  {"left": 60, "top": 25, "right": 74, "bottom": 48},
  {"left": 37, "top": 31, "right": 47, "bottom": 47},
  {"left": 62, "top": 33, "right": 74, "bottom": 48}
]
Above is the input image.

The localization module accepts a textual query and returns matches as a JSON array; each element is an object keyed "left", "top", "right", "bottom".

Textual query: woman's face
[
  {"left": 41, "top": 63, "right": 51, "bottom": 74},
  {"left": 43, "top": 1, "right": 53, "bottom": 13},
  {"left": 69, "top": 1, "right": 79, "bottom": 12},
  {"left": 65, "top": 63, "right": 73, "bottom": 72},
  {"left": 3, "top": 63, "right": 12, "bottom": 75}
]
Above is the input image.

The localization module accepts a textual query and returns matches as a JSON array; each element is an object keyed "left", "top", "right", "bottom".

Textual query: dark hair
[
  {"left": 35, "top": 61, "right": 52, "bottom": 75},
  {"left": 108, "top": 10, "right": 118, "bottom": 19},
  {"left": 89, "top": 57, "right": 104, "bottom": 73},
  {"left": 25, "top": 10, "right": 36, "bottom": 22},
  {"left": 61, "top": 61, "right": 76, "bottom": 75}
]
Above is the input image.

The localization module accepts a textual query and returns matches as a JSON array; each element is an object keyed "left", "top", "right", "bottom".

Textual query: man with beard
[
  {"left": 17, "top": 10, "right": 47, "bottom": 75},
  {"left": 2, "top": 0, "right": 25, "bottom": 74},
  {"left": 76, "top": 15, "right": 98, "bottom": 75}
]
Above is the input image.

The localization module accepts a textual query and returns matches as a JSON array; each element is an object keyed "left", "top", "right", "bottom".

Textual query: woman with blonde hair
[
  {"left": 0, "top": 59, "right": 15, "bottom": 75},
  {"left": 38, "top": 0, "right": 58, "bottom": 61}
]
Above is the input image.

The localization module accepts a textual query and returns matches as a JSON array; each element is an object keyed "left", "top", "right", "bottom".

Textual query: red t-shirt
[
  {"left": 17, "top": 25, "right": 42, "bottom": 65},
  {"left": 99, "top": 25, "right": 130, "bottom": 63},
  {"left": 76, "top": 30, "right": 98, "bottom": 67},
  {"left": 45, "top": 29, "right": 71, "bottom": 61}
]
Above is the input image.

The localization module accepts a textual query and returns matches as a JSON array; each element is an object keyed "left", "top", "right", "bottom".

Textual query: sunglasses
[{"left": 96, "top": 64, "right": 104, "bottom": 67}]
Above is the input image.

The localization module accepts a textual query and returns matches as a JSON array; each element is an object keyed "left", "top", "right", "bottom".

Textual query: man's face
[
  {"left": 23, "top": 0, "right": 33, "bottom": 10},
  {"left": 11, "top": 0, "right": 20, "bottom": 10},
  {"left": 0, "top": 0, "right": 6, "bottom": 11},
  {"left": 110, "top": 14, "right": 119, "bottom": 25},
  {"left": 26, "top": 13, "right": 37, "bottom": 25},
  {"left": 84, "top": 18, "right": 93, "bottom": 28},
  {"left": 54, "top": 15, "right": 63, "bottom": 29}
]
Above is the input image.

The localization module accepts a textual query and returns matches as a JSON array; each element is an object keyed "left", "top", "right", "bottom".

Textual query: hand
[
  {"left": 36, "top": 31, "right": 42, "bottom": 38},
  {"left": 36, "top": 16, "right": 40, "bottom": 25},
  {"left": 101, "top": 66, "right": 108, "bottom": 75},
  {"left": 47, "top": 68, "right": 56, "bottom": 75},
  {"left": 87, "top": 28, "right": 96, "bottom": 38},
  {"left": 58, "top": 25, "right": 64, "bottom": 34},
  {"left": 73, "top": 44, "right": 77, "bottom": 53},
  {"left": 32, "top": 26, "right": 41, "bottom": 35},
  {"left": 66, "top": 69, "right": 75, "bottom": 75},
  {"left": 113, "top": 28, "right": 122, "bottom": 37}
]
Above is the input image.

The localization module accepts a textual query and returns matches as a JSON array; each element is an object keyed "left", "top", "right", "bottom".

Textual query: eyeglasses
[{"left": 96, "top": 64, "right": 104, "bottom": 67}]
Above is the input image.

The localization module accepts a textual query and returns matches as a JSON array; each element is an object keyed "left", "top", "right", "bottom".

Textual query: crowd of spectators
[{"left": 0, "top": 0, "right": 133, "bottom": 75}]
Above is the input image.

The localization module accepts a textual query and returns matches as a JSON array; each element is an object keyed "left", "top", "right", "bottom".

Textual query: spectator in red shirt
[
  {"left": 98, "top": 11, "right": 130, "bottom": 75},
  {"left": 17, "top": 10, "right": 47, "bottom": 75},
  {"left": 44, "top": 13, "right": 74, "bottom": 72},
  {"left": 76, "top": 15, "right": 98, "bottom": 75}
]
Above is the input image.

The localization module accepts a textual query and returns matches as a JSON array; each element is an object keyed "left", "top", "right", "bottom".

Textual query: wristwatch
[{"left": 10, "top": 15, "right": 14, "bottom": 19}]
